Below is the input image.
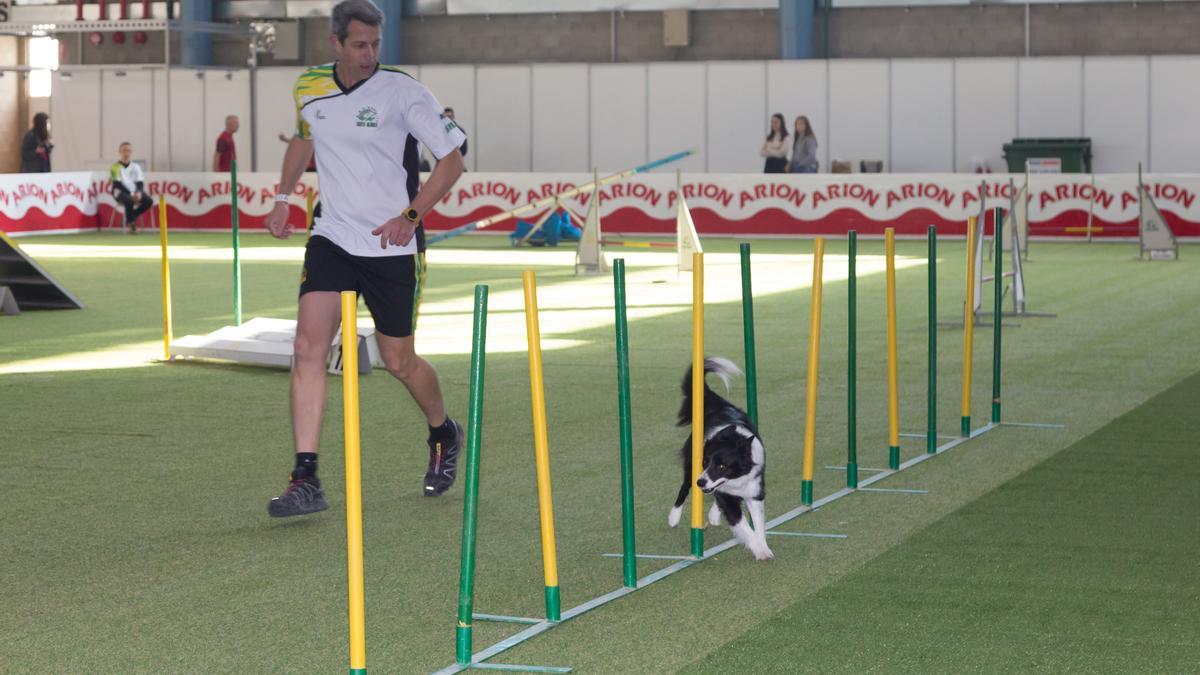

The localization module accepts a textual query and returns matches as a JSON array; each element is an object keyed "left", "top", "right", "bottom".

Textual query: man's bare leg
[
  {"left": 375, "top": 332, "right": 462, "bottom": 496},
  {"left": 291, "top": 291, "right": 343, "bottom": 452},
  {"left": 374, "top": 332, "right": 446, "bottom": 426},
  {"left": 268, "top": 290, "right": 340, "bottom": 517}
]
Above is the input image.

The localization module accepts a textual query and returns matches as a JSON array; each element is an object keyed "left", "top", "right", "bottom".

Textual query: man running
[{"left": 263, "top": 0, "right": 467, "bottom": 517}]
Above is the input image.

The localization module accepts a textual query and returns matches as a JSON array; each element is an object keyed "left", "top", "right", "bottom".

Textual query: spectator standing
[
  {"left": 212, "top": 115, "right": 239, "bottom": 172},
  {"left": 788, "top": 115, "right": 819, "bottom": 174},
  {"left": 20, "top": 113, "right": 53, "bottom": 173},
  {"left": 110, "top": 142, "right": 153, "bottom": 233},
  {"left": 760, "top": 113, "right": 788, "bottom": 174}
]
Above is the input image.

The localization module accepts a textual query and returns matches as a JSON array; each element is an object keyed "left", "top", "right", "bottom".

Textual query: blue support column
[
  {"left": 180, "top": 0, "right": 213, "bottom": 66},
  {"left": 779, "top": 0, "right": 815, "bottom": 60},
  {"left": 380, "top": 0, "right": 403, "bottom": 65}
]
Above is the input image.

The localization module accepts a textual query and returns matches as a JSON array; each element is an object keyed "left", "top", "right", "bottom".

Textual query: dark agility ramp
[{"left": 0, "top": 230, "right": 84, "bottom": 315}]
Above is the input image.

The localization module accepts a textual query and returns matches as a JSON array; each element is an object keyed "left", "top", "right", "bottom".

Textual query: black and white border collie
[{"left": 667, "top": 357, "right": 773, "bottom": 561}]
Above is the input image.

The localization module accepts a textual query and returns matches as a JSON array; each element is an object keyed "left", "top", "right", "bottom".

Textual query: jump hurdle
[{"left": 576, "top": 169, "right": 704, "bottom": 275}]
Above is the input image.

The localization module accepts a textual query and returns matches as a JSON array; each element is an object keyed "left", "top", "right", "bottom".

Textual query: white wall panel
[
  {"left": 1018, "top": 57, "right": 1083, "bottom": 138},
  {"left": 1149, "top": 56, "right": 1200, "bottom": 173},
  {"left": 201, "top": 71, "right": 253, "bottom": 172},
  {"left": 50, "top": 71, "right": 101, "bottom": 171},
  {"left": 476, "top": 65, "right": 532, "bottom": 172},
  {"left": 647, "top": 63, "right": 706, "bottom": 172},
  {"left": 828, "top": 60, "right": 889, "bottom": 170},
  {"left": 955, "top": 58, "right": 1017, "bottom": 173},
  {"left": 706, "top": 62, "right": 766, "bottom": 173},
  {"left": 766, "top": 60, "right": 828, "bottom": 172},
  {"left": 531, "top": 64, "right": 589, "bottom": 173},
  {"left": 890, "top": 60, "right": 953, "bottom": 172},
  {"left": 418, "top": 65, "right": 476, "bottom": 170},
  {"left": 590, "top": 64, "right": 648, "bottom": 172},
  {"left": 254, "top": 67, "right": 306, "bottom": 175},
  {"left": 163, "top": 71, "right": 206, "bottom": 171},
  {"left": 99, "top": 71, "right": 154, "bottom": 171},
  {"left": 1083, "top": 57, "right": 1148, "bottom": 173}
]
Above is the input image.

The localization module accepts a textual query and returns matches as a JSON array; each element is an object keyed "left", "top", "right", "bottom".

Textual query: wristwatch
[{"left": 402, "top": 207, "right": 420, "bottom": 223}]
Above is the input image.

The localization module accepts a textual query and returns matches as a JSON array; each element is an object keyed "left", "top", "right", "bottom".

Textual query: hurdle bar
[{"left": 426, "top": 150, "right": 694, "bottom": 245}]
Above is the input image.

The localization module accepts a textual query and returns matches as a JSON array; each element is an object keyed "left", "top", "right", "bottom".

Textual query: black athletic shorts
[{"left": 299, "top": 235, "right": 426, "bottom": 338}]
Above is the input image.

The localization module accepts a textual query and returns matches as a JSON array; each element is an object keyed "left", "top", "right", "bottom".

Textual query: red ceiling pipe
[
  {"left": 141, "top": 0, "right": 150, "bottom": 19},
  {"left": 98, "top": 0, "right": 109, "bottom": 21},
  {"left": 75, "top": 0, "right": 84, "bottom": 20},
  {"left": 119, "top": 0, "right": 129, "bottom": 20}
]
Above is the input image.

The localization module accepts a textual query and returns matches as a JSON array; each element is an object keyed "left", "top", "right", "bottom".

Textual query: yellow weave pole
[
  {"left": 961, "top": 216, "right": 977, "bottom": 437},
  {"left": 885, "top": 228, "right": 901, "bottom": 470},
  {"left": 340, "top": 291, "right": 367, "bottom": 675},
  {"left": 522, "top": 270, "right": 561, "bottom": 621},
  {"left": 800, "top": 238, "right": 825, "bottom": 505},
  {"left": 689, "top": 252, "right": 705, "bottom": 558},
  {"left": 158, "top": 196, "right": 173, "bottom": 361},
  {"left": 305, "top": 190, "right": 314, "bottom": 239}
]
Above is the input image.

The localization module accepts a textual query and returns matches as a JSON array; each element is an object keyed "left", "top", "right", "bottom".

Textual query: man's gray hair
[{"left": 331, "top": 0, "right": 384, "bottom": 42}]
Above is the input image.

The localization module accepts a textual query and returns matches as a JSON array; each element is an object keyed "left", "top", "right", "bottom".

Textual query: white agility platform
[{"left": 169, "top": 317, "right": 384, "bottom": 371}]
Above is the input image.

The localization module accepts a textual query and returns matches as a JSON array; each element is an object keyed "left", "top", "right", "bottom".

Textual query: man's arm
[
  {"left": 371, "top": 149, "right": 463, "bottom": 249},
  {"left": 263, "top": 136, "right": 315, "bottom": 239},
  {"left": 410, "top": 149, "right": 463, "bottom": 218},
  {"left": 212, "top": 152, "right": 220, "bottom": 172}
]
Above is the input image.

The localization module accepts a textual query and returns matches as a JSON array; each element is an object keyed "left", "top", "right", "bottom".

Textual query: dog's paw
[
  {"left": 668, "top": 506, "right": 682, "bottom": 528},
  {"left": 708, "top": 503, "right": 721, "bottom": 526},
  {"left": 753, "top": 545, "right": 775, "bottom": 561}
]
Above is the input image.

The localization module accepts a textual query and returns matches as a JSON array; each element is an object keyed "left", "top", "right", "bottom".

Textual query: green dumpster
[{"left": 1003, "top": 138, "right": 1092, "bottom": 173}]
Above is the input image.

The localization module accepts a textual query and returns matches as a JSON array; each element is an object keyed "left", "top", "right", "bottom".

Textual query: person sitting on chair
[{"left": 111, "top": 142, "right": 153, "bottom": 233}]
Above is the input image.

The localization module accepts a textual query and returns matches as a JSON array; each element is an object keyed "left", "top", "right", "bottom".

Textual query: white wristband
[{"left": 273, "top": 193, "right": 290, "bottom": 204}]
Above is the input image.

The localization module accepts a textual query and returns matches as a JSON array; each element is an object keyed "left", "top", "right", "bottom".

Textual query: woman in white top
[{"left": 760, "top": 113, "right": 789, "bottom": 173}]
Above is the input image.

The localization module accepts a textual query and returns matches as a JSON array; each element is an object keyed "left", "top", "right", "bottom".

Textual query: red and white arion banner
[{"left": 2, "top": 171, "right": 1198, "bottom": 239}]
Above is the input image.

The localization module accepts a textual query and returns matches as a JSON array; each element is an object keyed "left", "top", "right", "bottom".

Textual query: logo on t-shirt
[{"left": 356, "top": 107, "right": 379, "bottom": 128}]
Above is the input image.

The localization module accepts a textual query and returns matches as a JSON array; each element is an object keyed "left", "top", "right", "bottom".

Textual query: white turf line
[{"left": 433, "top": 422, "right": 1002, "bottom": 675}]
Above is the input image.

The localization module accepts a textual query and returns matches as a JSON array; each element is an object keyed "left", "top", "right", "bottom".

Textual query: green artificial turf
[
  {"left": 688, "top": 368, "right": 1200, "bottom": 673},
  {"left": 1, "top": 232, "right": 1197, "bottom": 672}
]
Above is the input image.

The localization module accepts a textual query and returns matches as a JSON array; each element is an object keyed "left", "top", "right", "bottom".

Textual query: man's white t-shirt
[{"left": 294, "top": 63, "right": 466, "bottom": 257}]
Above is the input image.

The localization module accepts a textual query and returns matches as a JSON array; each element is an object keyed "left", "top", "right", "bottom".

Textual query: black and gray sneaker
[
  {"left": 268, "top": 474, "right": 329, "bottom": 517},
  {"left": 422, "top": 420, "right": 464, "bottom": 497}
]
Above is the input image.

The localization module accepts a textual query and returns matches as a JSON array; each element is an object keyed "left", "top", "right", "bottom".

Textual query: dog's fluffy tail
[{"left": 677, "top": 357, "right": 742, "bottom": 426}]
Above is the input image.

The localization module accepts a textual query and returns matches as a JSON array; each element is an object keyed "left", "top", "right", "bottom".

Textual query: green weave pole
[
  {"left": 230, "top": 160, "right": 242, "bottom": 326},
  {"left": 612, "top": 260, "right": 637, "bottom": 589},
  {"left": 928, "top": 225, "right": 937, "bottom": 454},
  {"left": 455, "top": 285, "right": 488, "bottom": 665},
  {"left": 992, "top": 207, "right": 1003, "bottom": 424},
  {"left": 740, "top": 243, "right": 759, "bottom": 430},
  {"left": 846, "top": 231, "right": 858, "bottom": 488}
]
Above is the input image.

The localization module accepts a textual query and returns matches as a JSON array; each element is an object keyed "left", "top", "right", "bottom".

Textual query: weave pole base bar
[
  {"left": 473, "top": 614, "right": 543, "bottom": 626},
  {"left": 766, "top": 532, "right": 848, "bottom": 539},
  {"left": 858, "top": 487, "right": 929, "bottom": 495},
  {"left": 600, "top": 553, "right": 696, "bottom": 561},
  {"left": 467, "top": 663, "right": 572, "bottom": 673},
  {"left": 825, "top": 465, "right": 888, "bottom": 473},
  {"left": 1001, "top": 421, "right": 1066, "bottom": 429}
]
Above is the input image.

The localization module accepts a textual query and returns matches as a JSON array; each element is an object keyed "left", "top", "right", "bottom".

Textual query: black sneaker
[
  {"left": 268, "top": 474, "right": 329, "bottom": 517},
  {"left": 423, "top": 420, "right": 464, "bottom": 497}
]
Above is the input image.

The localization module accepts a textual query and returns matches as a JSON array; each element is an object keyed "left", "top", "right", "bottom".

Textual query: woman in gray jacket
[{"left": 788, "top": 115, "right": 819, "bottom": 174}]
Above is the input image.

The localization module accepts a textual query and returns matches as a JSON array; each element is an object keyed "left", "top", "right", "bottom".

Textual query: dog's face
[{"left": 696, "top": 427, "right": 756, "bottom": 494}]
